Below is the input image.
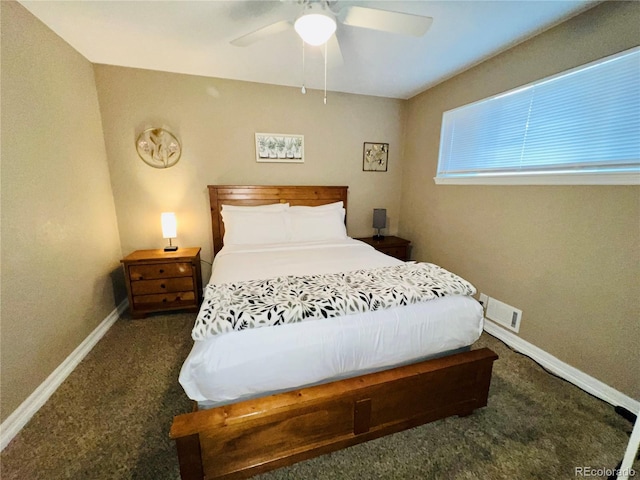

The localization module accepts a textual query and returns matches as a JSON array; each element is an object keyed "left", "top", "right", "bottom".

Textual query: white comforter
[{"left": 179, "top": 239, "right": 483, "bottom": 405}]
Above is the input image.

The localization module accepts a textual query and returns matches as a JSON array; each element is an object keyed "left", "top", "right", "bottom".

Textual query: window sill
[{"left": 433, "top": 173, "right": 640, "bottom": 186}]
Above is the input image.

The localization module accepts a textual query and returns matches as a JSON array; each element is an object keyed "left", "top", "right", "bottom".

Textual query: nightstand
[
  {"left": 121, "top": 247, "right": 203, "bottom": 319},
  {"left": 356, "top": 236, "right": 411, "bottom": 261}
]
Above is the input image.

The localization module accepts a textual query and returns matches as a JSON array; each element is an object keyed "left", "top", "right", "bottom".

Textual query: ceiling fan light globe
[{"left": 295, "top": 12, "right": 336, "bottom": 46}]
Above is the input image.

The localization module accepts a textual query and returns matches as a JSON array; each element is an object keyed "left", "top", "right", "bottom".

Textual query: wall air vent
[{"left": 485, "top": 296, "right": 522, "bottom": 333}]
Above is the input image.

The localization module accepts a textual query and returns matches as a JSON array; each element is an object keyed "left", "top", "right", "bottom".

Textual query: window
[{"left": 436, "top": 47, "right": 640, "bottom": 185}]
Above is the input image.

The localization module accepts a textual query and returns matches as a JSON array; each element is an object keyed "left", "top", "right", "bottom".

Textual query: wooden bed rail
[{"left": 170, "top": 347, "right": 498, "bottom": 480}]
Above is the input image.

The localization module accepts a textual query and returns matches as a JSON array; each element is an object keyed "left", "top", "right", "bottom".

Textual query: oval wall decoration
[{"left": 136, "top": 127, "right": 182, "bottom": 168}]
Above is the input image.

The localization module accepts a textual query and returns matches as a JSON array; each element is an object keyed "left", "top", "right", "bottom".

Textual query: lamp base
[
  {"left": 163, "top": 246, "right": 179, "bottom": 252},
  {"left": 373, "top": 235, "right": 385, "bottom": 241}
]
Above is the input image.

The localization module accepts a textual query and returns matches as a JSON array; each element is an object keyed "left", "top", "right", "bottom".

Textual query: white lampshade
[
  {"left": 294, "top": 4, "right": 336, "bottom": 46},
  {"left": 161, "top": 212, "right": 177, "bottom": 239}
]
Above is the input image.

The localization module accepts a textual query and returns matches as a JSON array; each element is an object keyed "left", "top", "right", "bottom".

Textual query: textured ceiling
[{"left": 20, "top": 0, "right": 597, "bottom": 99}]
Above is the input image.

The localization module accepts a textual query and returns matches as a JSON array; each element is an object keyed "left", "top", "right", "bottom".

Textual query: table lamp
[
  {"left": 161, "top": 212, "right": 178, "bottom": 251},
  {"left": 373, "top": 208, "right": 386, "bottom": 240}
]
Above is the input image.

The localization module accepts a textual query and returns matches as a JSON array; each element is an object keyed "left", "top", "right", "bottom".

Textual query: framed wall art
[
  {"left": 255, "top": 133, "right": 304, "bottom": 163},
  {"left": 363, "top": 142, "right": 389, "bottom": 172}
]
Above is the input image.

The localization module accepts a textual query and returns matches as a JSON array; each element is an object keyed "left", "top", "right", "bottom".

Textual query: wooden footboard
[{"left": 170, "top": 348, "right": 498, "bottom": 480}]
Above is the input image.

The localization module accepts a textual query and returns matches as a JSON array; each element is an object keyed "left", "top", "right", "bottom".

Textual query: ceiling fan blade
[
  {"left": 339, "top": 6, "right": 433, "bottom": 37},
  {"left": 230, "top": 20, "right": 292, "bottom": 47},
  {"left": 322, "top": 34, "right": 344, "bottom": 69}
]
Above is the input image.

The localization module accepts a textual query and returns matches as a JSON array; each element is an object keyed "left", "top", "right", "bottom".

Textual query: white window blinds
[{"left": 436, "top": 47, "right": 640, "bottom": 185}]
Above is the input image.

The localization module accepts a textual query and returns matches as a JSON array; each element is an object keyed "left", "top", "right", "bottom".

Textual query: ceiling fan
[
  {"left": 230, "top": 0, "right": 433, "bottom": 61},
  {"left": 230, "top": 1, "right": 432, "bottom": 103}
]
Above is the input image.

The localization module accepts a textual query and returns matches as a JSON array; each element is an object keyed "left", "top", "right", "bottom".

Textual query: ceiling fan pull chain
[
  {"left": 324, "top": 41, "right": 328, "bottom": 105},
  {"left": 301, "top": 40, "right": 307, "bottom": 95}
]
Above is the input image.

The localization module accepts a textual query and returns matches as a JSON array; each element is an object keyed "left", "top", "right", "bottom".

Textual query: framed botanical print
[
  {"left": 255, "top": 133, "right": 304, "bottom": 163},
  {"left": 363, "top": 142, "right": 389, "bottom": 172}
]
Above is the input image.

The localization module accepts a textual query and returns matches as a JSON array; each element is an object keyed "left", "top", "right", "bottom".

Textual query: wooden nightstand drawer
[
  {"left": 129, "top": 262, "right": 193, "bottom": 280},
  {"left": 131, "top": 277, "right": 194, "bottom": 296},
  {"left": 355, "top": 236, "right": 411, "bottom": 261},
  {"left": 121, "top": 247, "right": 203, "bottom": 319},
  {"left": 133, "top": 291, "right": 196, "bottom": 307},
  {"left": 380, "top": 246, "right": 408, "bottom": 260}
]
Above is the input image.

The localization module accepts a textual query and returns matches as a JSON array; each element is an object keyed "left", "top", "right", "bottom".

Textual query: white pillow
[
  {"left": 289, "top": 201, "right": 343, "bottom": 212},
  {"left": 222, "top": 202, "right": 288, "bottom": 212},
  {"left": 288, "top": 208, "right": 347, "bottom": 243},
  {"left": 222, "top": 210, "right": 288, "bottom": 245}
]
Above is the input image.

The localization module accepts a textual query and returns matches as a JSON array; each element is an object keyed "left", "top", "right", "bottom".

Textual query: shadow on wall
[{"left": 110, "top": 265, "right": 128, "bottom": 307}]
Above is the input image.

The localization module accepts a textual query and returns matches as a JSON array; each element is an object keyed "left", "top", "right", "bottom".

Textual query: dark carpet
[{"left": 1, "top": 312, "right": 636, "bottom": 479}]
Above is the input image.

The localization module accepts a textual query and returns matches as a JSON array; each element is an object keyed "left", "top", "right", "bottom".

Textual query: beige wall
[
  {"left": 401, "top": 1, "right": 640, "bottom": 399},
  {"left": 0, "top": 2, "right": 123, "bottom": 422},
  {"left": 93, "top": 66, "right": 405, "bottom": 280},
  {"left": 2, "top": 0, "right": 637, "bottom": 430}
]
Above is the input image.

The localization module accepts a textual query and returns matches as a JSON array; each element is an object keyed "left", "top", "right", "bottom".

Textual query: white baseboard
[
  {"left": 484, "top": 319, "right": 640, "bottom": 415},
  {"left": 0, "top": 300, "right": 128, "bottom": 451}
]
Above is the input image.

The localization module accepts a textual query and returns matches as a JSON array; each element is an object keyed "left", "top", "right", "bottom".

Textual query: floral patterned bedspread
[{"left": 192, "top": 262, "right": 476, "bottom": 341}]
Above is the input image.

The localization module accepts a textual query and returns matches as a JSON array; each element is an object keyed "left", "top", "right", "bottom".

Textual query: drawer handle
[
  {"left": 159, "top": 269, "right": 164, "bottom": 274},
  {"left": 176, "top": 296, "right": 181, "bottom": 301},
  {"left": 160, "top": 284, "right": 166, "bottom": 289},
  {"left": 162, "top": 298, "right": 167, "bottom": 303}
]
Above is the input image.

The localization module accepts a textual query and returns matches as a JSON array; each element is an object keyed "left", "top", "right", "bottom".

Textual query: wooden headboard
[{"left": 208, "top": 185, "right": 349, "bottom": 255}]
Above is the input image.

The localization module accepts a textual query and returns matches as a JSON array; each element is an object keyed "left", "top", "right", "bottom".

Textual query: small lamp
[
  {"left": 373, "top": 208, "right": 386, "bottom": 240},
  {"left": 161, "top": 212, "right": 178, "bottom": 251}
]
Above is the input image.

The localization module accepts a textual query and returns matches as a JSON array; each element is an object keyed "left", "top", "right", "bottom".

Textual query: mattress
[{"left": 179, "top": 238, "right": 483, "bottom": 406}]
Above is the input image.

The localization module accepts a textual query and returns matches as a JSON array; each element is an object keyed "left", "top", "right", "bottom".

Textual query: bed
[{"left": 170, "top": 185, "right": 498, "bottom": 480}]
